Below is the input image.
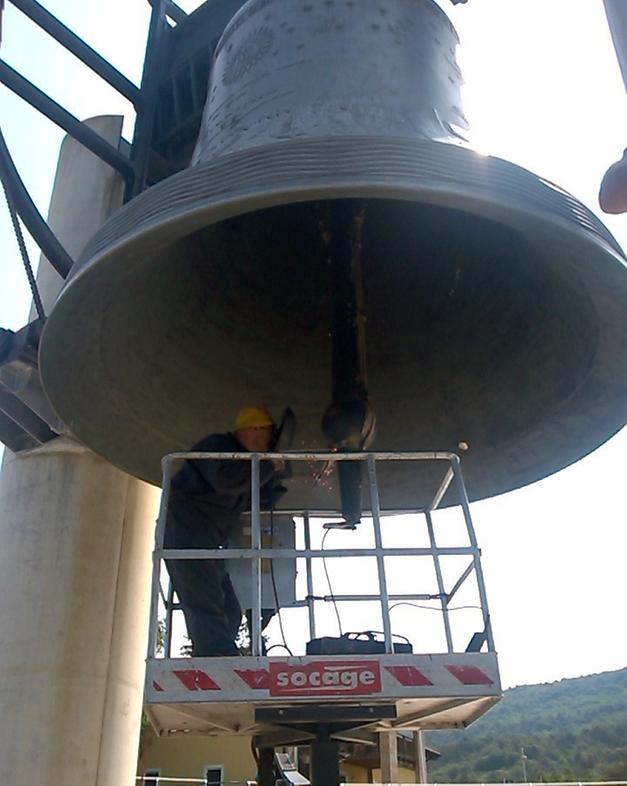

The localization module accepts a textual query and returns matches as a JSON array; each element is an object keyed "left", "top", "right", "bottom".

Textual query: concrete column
[
  {"left": 0, "top": 440, "right": 158, "bottom": 785},
  {"left": 0, "top": 117, "right": 159, "bottom": 786},
  {"left": 95, "top": 474, "right": 158, "bottom": 784}
]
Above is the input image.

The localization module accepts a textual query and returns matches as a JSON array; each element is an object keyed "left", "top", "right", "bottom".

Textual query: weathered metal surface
[{"left": 191, "top": 0, "right": 467, "bottom": 162}]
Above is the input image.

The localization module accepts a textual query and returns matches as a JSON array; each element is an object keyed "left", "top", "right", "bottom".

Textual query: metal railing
[
  {"left": 148, "top": 451, "right": 494, "bottom": 659},
  {"left": 136, "top": 779, "right": 256, "bottom": 785},
  {"left": 135, "top": 779, "right": 627, "bottom": 786}
]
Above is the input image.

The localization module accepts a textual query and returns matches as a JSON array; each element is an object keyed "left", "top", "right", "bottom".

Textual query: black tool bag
[{"left": 306, "top": 631, "right": 412, "bottom": 655}]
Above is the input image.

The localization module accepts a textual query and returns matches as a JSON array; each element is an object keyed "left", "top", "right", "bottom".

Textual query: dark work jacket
[{"left": 164, "top": 432, "right": 276, "bottom": 549}]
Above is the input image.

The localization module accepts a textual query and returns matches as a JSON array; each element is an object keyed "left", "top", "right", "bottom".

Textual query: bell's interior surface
[{"left": 39, "top": 172, "right": 627, "bottom": 511}]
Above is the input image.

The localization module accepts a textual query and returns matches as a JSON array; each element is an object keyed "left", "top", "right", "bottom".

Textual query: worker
[{"left": 165, "top": 406, "right": 285, "bottom": 657}]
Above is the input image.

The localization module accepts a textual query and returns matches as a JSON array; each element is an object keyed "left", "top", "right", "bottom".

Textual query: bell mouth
[{"left": 39, "top": 136, "right": 627, "bottom": 509}]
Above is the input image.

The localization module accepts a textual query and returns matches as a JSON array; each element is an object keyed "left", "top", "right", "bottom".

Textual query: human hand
[{"left": 272, "top": 458, "right": 286, "bottom": 474}]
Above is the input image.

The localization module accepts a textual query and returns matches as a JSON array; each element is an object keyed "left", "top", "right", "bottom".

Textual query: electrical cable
[
  {"left": 321, "top": 528, "right": 344, "bottom": 636},
  {"left": 268, "top": 504, "right": 293, "bottom": 655},
  {"left": 1, "top": 179, "right": 45, "bottom": 319},
  {"left": 265, "top": 643, "right": 293, "bottom": 655},
  {"left": 389, "top": 601, "right": 483, "bottom": 613}
]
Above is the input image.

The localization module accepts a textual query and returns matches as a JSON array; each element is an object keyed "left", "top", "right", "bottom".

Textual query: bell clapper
[{"left": 319, "top": 200, "right": 376, "bottom": 528}]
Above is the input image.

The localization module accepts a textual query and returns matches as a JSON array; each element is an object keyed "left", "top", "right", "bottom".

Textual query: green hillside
[{"left": 427, "top": 668, "right": 627, "bottom": 782}]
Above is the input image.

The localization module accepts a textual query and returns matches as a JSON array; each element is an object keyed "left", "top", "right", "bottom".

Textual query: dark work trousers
[{"left": 165, "top": 506, "right": 242, "bottom": 657}]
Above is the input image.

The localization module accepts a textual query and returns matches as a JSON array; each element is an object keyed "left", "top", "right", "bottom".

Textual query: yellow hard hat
[{"left": 234, "top": 406, "right": 274, "bottom": 431}]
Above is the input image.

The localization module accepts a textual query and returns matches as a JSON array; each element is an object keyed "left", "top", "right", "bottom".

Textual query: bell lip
[{"left": 38, "top": 135, "right": 627, "bottom": 499}]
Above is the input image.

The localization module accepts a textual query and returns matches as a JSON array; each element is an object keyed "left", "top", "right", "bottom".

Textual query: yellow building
[
  {"left": 139, "top": 733, "right": 257, "bottom": 785},
  {"left": 138, "top": 728, "right": 433, "bottom": 784}
]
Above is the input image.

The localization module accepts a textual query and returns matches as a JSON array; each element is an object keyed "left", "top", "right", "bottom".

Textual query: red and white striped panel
[{"left": 147, "top": 653, "right": 500, "bottom": 704}]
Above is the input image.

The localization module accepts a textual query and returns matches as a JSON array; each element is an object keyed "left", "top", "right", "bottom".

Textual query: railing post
[
  {"left": 129, "top": 0, "right": 168, "bottom": 196},
  {"left": 251, "top": 455, "right": 262, "bottom": 656},
  {"left": 164, "top": 581, "right": 174, "bottom": 658},
  {"left": 450, "top": 455, "right": 495, "bottom": 651},
  {"left": 303, "top": 512, "right": 316, "bottom": 642},
  {"left": 425, "top": 510, "right": 454, "bottom": 653},
  {"left": 147, "top": 456, "right": 173, "bottom": 659},
  {"left": 366, "top": 454, "right": 393, "bottom": 654}
]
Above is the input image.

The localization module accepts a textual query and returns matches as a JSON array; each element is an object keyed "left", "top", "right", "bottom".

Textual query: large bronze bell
[{"left": 39, "top": 0, "right": 627, "bottom": 512}]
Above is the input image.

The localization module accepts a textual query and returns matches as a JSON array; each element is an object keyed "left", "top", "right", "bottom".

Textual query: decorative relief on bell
[{"left": 221, "top": 26, "right": 275, "bottom": 86}]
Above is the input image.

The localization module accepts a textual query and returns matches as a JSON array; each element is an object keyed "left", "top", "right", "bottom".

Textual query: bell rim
[{"left": 38, "top": 135, "right": 627, "bottom": 498}]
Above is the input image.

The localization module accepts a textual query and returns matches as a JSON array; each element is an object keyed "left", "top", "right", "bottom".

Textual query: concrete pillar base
[{"left": 0, "top": 438, "right": 158, "bottom": 785}]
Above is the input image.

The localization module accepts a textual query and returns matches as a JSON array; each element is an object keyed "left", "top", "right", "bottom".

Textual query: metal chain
[{"left": 1, "top": 178, "right": 46, "bottom": 320}]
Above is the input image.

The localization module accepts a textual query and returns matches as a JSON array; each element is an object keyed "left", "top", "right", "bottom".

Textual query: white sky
[{"left": 1, "top": 0, "right": 626, "bottom": 690}]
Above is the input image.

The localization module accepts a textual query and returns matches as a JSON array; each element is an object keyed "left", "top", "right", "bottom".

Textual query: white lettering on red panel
[{"left": 269, "top": 660, "right": 381, "bottom": 697}]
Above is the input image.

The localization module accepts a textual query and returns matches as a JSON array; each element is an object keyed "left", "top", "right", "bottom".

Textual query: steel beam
[
  {"left": 255, "top": 705, "right": 397, "bottom": 724},
  {"left": 311, "top": 732, "right": 340, "bottom": 786},
  {"left": 0, "top": 388, "right": 56, "bottom": 443},
  {"left": 130, "top": 0, "right": 168, "bottom": 196},
  {"left": 0, "top": 60, "right": 135, "bottom": 181},
  {"left": 9, "top": 0, "right": 141, "bottom": 106},
  {"left": 256, "top": 747, "right": 274, "bottom": 786},
  {"left": 0, "top": 409, "right": 38, "bottom": 452},
  {"left": 147, "top": 0, "right": 187, "bottom": 25},
  {"left": 253, "top": 731, "right": 316, "bottom": 749}
]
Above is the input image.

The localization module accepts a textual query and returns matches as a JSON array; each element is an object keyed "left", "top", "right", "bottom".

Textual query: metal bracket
[{"left": 255, "top": 704, "right": 397, "bottom": 725}]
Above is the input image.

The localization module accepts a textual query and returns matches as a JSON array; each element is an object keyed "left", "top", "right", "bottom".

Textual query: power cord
[
  {"left": 268, "top": 505, "right": 293, "bottom": 655},
  {"left": 265, "top": 643, "right": 293, "bottom": 655},
  {"left": 321, "top": 528, "right": 344, "bottom": 636},
  {"left": 389, "top": 601, "right": 483, "bottom": 613}
]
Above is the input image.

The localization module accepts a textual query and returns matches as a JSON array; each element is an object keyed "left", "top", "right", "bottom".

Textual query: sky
[{"left": 1, "top": 0, "right": 627, "bottom": 691}]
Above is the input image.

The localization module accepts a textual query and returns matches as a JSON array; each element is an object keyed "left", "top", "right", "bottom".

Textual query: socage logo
[{"left": 269, "top": 661, "right": 381, "bottom": 697}]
